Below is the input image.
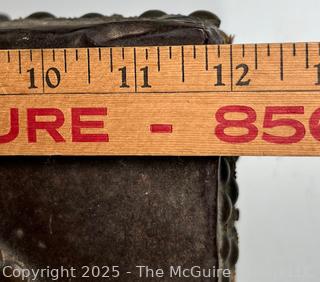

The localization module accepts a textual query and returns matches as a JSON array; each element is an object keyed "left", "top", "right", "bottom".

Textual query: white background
[{"left": 1, "top": 1, "right": 320, "bottom": 281}]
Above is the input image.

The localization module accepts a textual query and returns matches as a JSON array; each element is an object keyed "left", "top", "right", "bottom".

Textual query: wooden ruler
[{"left": 1, "top": 43, "right": 320, "bottom": 156}]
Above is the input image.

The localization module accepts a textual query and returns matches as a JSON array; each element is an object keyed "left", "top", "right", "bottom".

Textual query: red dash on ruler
[{"left": 150, "top": 124, "right": 173, "bottom": 133}]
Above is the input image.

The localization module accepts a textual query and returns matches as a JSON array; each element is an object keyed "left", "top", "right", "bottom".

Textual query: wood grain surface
[{"left": 0, "top": 43, "right": 320, "bottom": 156}]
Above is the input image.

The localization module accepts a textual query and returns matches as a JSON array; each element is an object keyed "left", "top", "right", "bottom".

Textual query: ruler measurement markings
[
  {"left": 98, "top": 48, "right": 102, "bottom": 61},
  {"left": 280, "top": 44, "right": 284, "bottom": 81},
  {"left": 181, "top": 46, "right": 185, "bottom": 83},
  {"left": 122, "top": 47, "right": 125, "bottom": 60},
  {"left": 205, "top": 45, "right": 208, "bottom": 71},
  {"left": 133, "top": 47, "right": 137, "bottom": 93},
  {"left": 169, "top": 46, "right": 172, "bottom": 59},
  {"left": 157, "top": 47, "right": 161, "bottom": 72},
  {"left": 18, "top": 50, "right": 22, "bottom": 74},
  {"left": 64, "top": 49, "right": 67, "bottom": 73},
  {"left": 230, "top": 44, "right": 233, "bottom": 91},
  {"left": 254, "top": 44, "right": 258, "bottom": 69},
  {"left": 305, "top": 42, "right": 309, "bottom": 68},
  {"left": 41, "top": 49, "right": 45, "bottom": 93},
  {"left": 87, "top": 48, "right": 91, "bottom": 84},
  {"left": 110, "top": 48, "right": 113, "bottom": 72},
  {"left": 1, "top": 43, "right": 320, "bottom": 96},
  {"left": 267, "top": 44, "right": 271, "bottom": 56}
]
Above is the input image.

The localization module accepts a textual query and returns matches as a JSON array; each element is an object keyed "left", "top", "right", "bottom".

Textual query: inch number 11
[{"left": 119, "top": 66, "right": 152, "bottom": 89}]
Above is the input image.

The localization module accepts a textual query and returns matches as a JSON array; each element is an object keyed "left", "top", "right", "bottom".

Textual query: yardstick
[{"left": 1, "top": 42, "right": 320, "bottom": 156}]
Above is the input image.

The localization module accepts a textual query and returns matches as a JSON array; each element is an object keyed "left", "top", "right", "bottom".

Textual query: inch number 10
[{"left": 27, "top": 67, "right": 61, "bottom": 89}]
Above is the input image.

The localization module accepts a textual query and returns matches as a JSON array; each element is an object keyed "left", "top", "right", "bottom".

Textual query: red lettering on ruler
[
  {"left": 150, "top": 124, "right": 173, "bottom": 133},
  {"left": 215, "top": 105, "right": 258, "bottom": 143},
  {"left": 27, "top": 108, "right": 65, "bottom": 143},
  {"left": 0, "top": 108, "right": 19, "bottom": 144},
  {"left": 262, "top": 106, "right": 305, "bottom": 144},
  {"left": 72, "top": 108, "right": 109, "bottom": 142},
  {"left": 0, "top": 107, "right": 109, "bottom": 144}
]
